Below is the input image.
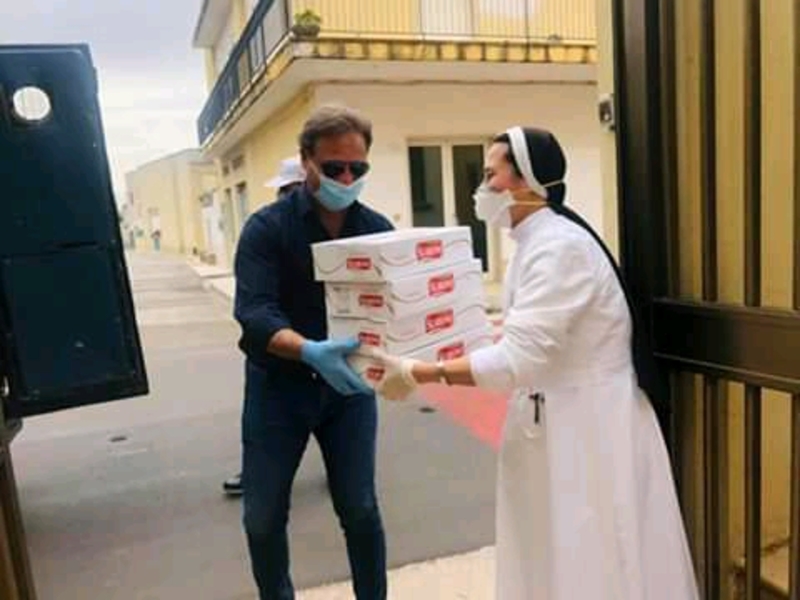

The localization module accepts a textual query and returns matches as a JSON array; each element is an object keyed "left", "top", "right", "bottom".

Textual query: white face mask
[{"left": 473, "top": 184, "right": 515, "bottom": 228}]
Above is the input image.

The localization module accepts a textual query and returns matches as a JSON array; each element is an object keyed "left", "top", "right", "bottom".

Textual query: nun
[{"left": 363, "top": 127, "right": 700, "bottom": 599}]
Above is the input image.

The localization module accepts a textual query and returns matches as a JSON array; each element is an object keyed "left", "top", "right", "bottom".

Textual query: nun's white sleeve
[{"left": 469, "top": 235, "right": 598, "bottom": 391}]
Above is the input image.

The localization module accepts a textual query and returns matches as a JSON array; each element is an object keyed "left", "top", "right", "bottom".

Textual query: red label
[
  {"left": 416, "top": 240, "right": 443, "bottom": 261},
  {"left": 437, "top": 342, "right": 465, "bottom": 361},
  {"left": 425, "top": 309, "right": 454, "bottom": 334},
  {"left": 346, "top": 257, "right": 372, "bottom": 271},
  {"left": 428, "top": 273, "right": 455, "bottom": 297},
  {"left": 358, "top": 332, "right": 382, "bottom": 346},
  {"left": 366, "top": 366, "right": 385, "bottom": 382},
  {"left": 358, "top": 294, "right": 385, "bottom": 308}
]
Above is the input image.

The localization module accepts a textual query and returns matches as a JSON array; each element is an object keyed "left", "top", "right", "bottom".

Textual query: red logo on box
[
  {"left": 428, "top": 273, "right": 455, "bottom": 297},
  {"left": 347, "top": 257, "right": 372, "bottom": 271},
  {"left": 437, "top": 342, "right": 465, "bottom": 361},
  {"left": 366, "top": 366, "right": 385, "bottom": 382},
  {"left": 425, "top": 309, "right": 454, "bottom": 334},
  {"left": 416, "top": 240, "right": 443, "bottom": 261},
  {"left": 358, "top": 294, "right": 385, "bottom": 308},
  {"left": 358, "top": 332, "right": 382, "bottom": 346}
]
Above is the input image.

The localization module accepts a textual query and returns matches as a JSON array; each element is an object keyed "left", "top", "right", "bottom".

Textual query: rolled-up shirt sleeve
[
  {"left": 469, "top": 343, "right": 517, "bottom": 391},
  {"left": 233, "top": 213, "right": 291, "bottom": 354},
  {"left": 470, "top": 236, "right": 598, "bottom": 392}
]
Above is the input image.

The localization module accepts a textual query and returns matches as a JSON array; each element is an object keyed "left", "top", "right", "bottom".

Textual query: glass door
[
  {"left": 408, "top": 146, "right": 445, "bottom": 227},
  {"left": 407, "top": 141, "right": 494, "bottom": 275}
]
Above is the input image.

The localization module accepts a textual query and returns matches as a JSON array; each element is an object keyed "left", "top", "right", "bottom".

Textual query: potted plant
[{"left": 292, "top": 9, "right": 322, "bottom": 38}]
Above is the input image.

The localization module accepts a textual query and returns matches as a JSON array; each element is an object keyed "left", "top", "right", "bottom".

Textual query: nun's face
[{"left": 483, "top": 142, "right": 527, "bottom": 193}]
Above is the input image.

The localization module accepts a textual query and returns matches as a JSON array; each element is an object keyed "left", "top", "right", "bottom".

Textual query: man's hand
[
  {"left": 358, "top": 346, "right": 419, "bottom": 401},
  {"left": 300, "top": 337, "right": 371, "bottom": 396}
]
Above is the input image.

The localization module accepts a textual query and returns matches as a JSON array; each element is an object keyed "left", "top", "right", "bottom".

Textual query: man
[
  {"left": 223, "top": 156, "right": 306, "bottom": 498},
  {"left": 233, "top": 105, "right": 393, "bottom": 599}
]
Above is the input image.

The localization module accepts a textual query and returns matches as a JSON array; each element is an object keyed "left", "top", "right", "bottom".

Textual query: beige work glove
[{"left": 357, "top": 346, "right": 419, "bottom": 401}]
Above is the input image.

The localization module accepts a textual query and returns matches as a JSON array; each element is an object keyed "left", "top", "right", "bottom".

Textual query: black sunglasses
[{"left": 319, "top": 160, "right": 370, "bottom": 180}]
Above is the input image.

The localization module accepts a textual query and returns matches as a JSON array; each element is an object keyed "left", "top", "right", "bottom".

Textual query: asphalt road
[{"left": 11, "top": 252, "right": 497, "bottom": 600}]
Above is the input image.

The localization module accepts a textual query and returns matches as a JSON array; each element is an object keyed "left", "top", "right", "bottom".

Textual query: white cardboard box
[
  {"left": 328, "top": 299, "right": 488, "bottom": 356},
  {"left": 348, "top": 324, "right": 495, "bottom": 387},
  {"left": 311, "top": 226, "right": 474, "bottom": 282},
  {"left": 325, "top": 258, "right": 484, "bottom": 320}
]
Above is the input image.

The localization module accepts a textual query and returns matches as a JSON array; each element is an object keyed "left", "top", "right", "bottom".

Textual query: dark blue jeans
[{"left": 241, "top": 361, "right": 387, "bottom": 600}]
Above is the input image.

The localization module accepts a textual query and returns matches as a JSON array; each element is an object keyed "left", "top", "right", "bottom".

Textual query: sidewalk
[
  {"left": 187, "top": 259, "right": 498, "bottom": 598},
  {"left": 297, "top": 547, "right": 495, "bottom": 599}
]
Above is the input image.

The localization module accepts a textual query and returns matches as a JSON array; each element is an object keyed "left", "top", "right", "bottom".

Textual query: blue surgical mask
[{"left": 316, "top": 174, "right": 366, "bottom": 211}]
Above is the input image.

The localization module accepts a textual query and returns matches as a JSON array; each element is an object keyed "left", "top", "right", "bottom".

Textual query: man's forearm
[{"left": 267, "top": 328, "right": 307, "bottom": 361}]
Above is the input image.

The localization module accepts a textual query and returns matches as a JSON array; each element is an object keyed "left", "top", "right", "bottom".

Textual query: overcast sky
[{"left": 1, "top": 0, "right": 208, "bottom": 197}]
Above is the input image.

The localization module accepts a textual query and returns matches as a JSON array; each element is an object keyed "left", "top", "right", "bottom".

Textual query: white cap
[{"left": 264, "top": 156, "right": 306, "bottom": 188}]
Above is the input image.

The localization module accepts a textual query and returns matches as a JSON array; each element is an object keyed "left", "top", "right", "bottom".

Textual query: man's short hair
[{"left": 299, "top": 104, "right": 372, "bottom": 158}]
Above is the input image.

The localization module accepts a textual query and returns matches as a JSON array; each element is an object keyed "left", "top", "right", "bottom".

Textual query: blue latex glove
[{"left": 300, "top": 337, "right": 371, "bottom": 396}]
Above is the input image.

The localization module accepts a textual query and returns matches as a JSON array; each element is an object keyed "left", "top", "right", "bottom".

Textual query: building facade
[
  {"left": 124, "top": 149, "right": 218, "bottom": 259},
  {"left": 192, "top": 0, "right": 601, "bottom": 279}
]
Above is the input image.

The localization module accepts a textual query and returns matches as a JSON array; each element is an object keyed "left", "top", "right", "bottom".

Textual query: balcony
[{"left": 196, "top": 0, "right": 597, "bottom": 147}]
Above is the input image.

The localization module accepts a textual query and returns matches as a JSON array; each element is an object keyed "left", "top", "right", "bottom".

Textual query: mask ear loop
[{"left": 508, "top": 188, "right": 549, "bottom": 210}]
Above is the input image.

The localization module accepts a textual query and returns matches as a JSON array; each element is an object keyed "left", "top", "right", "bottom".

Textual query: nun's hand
[{"left": 358, "top": 346, "right": 419, "bottom": 401}]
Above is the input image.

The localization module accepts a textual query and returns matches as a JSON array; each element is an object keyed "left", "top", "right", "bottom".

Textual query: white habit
[{"left": 470, "top": 208, "right": 699, "bottom": 600}]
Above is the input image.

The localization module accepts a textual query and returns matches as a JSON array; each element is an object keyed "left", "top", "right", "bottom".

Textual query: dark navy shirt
[{"left": 233, "top": 185, "right": 394, "bottom": 385}]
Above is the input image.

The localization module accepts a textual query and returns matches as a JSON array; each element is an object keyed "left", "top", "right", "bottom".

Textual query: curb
[
  {"left": 203, "top": 279, "right": 235, "bottom": 305},
  {"left": 187, "top": 260, "right": 235, "bottom": 304},
  {"left": 297, "top": 546, "right": 495, "bottom": 599}
]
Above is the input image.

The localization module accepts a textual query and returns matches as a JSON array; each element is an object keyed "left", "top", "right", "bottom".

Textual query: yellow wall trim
[
  {"left": 202, "top": 35, "right": 596, "bottom": 154},
  {"left": 293, "top": 36, "right": 596, "bottom": 65}
]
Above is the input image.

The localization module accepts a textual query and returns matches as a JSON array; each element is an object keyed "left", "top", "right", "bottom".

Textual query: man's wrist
[
  {"left": 299, "top": 339, "right": 313, "bottom": 362},
  {"left": 268, "top": 329, "right": 308, "bottom": 361}
]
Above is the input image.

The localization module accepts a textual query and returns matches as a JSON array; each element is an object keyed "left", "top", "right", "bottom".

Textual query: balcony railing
[
  {"left": 197, "top": 0, "right": 289, "bottom": 145},
  {"left": 197, "top": 0, "right": 597, "bottom": 145}
]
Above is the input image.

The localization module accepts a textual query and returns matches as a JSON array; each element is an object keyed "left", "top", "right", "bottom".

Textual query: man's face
[
  {"left": 303, "top": 132, "right": 370, "bottom": 192},
  {"left": 483, "top": 142, "right": 526, "bottom": 193}
]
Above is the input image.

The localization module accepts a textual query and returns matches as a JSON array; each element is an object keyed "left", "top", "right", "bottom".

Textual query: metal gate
[{"left": 612, "top": 0, "right": 800, "bottom": 598}]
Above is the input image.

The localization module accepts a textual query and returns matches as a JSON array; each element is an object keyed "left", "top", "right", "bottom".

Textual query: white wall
[
  {"left": 213, "top": 7, "right": 237, "bottom": 75},
  {"left": 314, "top": 81, "right": 603, "bottom": 275}
]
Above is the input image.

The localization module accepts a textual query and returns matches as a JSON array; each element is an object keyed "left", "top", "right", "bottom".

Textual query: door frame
[
  {"left": 611, "top": 0, "right": 800, "bottom": 598},
  {"left": 608, "top": 0, "right": 671, "bottom": 431},
  {"left": 220, "top": 189, "right": 236, "bottom": 268},
  {"left": 234, "top": 181, "right": 249, "bottom": 231},
  {"left": 405, "top": 137, "right": 502, "bottom": 281}
]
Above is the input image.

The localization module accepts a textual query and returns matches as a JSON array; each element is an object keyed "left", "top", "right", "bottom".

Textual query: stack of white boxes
[{"left": 311, "top": 226, "right": 494, "bottom": 388}]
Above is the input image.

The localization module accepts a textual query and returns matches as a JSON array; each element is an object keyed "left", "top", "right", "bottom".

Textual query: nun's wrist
[{"left": 411, "top": 362, "right": 442, "bottom": 385}]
